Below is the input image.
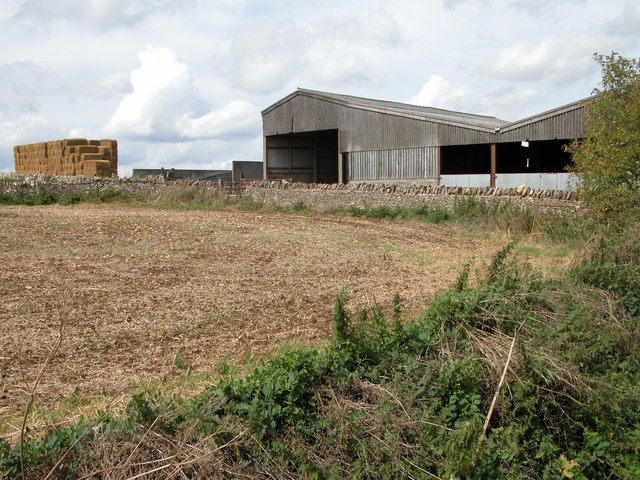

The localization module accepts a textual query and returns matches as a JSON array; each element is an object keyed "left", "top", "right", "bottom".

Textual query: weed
[
  {"left": 234, "top": 195, "right": 264, "bottom": 211},
  {"left": 291, "top": 200, "right": 309, "bottom": 212},
  {"left": 146, "top": 184, "right": 228, "bottom": 209},
  {"left": 173, "top": 353, "right": 192, "bottom": 376}
]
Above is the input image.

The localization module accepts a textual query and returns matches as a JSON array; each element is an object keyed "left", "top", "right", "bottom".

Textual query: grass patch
[
  {"left": 334, "top": 204, "right": 451, "bottom": 224},
  {"left": 515, "top": 244, "right": 543, "bottom": 255},
  {"left": 0, "top": 187, "right": 141, "bottom": 206},
  {"left": 144, "top": 184, "right": 229, "bottom": 209}
]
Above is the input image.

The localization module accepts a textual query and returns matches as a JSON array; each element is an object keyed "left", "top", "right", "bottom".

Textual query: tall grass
[
  {"left": 333, "top": 197, "right": 593, "bottom": 246},
  {"left": 144, "top": 184, "right": 229, "bottom": 209}
]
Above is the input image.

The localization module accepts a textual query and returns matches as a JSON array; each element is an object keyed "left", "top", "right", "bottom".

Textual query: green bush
[
  {"left": 0, "top": 187, "right": 139, "bottom": 207},
  {"left": 0, "top": 188, "right": 59, "bottom": 206}
]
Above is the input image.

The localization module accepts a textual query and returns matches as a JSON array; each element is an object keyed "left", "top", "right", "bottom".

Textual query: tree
[{"left": 566, "top": 52, "right": 640, "bottom": 224}]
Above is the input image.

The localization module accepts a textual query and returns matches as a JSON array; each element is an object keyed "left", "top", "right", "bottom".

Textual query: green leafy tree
[{"left": 567, "top": 52, "right": 640, "bottom": 223}]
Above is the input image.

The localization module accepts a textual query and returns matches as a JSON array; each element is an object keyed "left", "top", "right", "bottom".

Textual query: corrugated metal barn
[{"left": 261, "top": 89, "right": 588, "bottom": 189}]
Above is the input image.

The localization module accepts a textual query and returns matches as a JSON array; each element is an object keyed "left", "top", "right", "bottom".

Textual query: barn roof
[{"left": 498, "top": 97, "right": 591, "bottom": 133}]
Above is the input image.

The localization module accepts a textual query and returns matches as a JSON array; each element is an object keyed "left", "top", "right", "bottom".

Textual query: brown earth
[{"left": 0, "top": 204, "right": 564, "bottom": 439}]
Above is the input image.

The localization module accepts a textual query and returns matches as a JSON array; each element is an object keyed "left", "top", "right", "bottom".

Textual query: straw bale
[
  {"left": 81, "top": 153, "right": 105, "bottom": 161},
  {"left": 83, "top": 160, "right": 112, "bottom": 177},
  {"left": 13, "top": 138, "right": 118, "bottom": 176},
  {"left": 64, "top": 139, "right": 89, "bottom": 147},
  {"left": 78, "top": 146, "right": 100, "bottom": 154}
]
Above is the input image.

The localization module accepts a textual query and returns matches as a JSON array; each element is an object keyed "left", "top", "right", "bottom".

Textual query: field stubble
[{"left": 0, "top": 204, "right": 565, "bottom": 439}]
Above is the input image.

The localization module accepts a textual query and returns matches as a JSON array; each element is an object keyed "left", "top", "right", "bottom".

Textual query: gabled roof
[
  {"left": 262, "top": 88, "right": 510, "bottom": 132},
  {"left": 497, "top": 97, "right": 592, "bottom": 133}
]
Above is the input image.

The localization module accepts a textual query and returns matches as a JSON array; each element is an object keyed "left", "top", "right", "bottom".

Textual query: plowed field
[{"left": 0, "top": 204, "right": 562, "bottom": 438}]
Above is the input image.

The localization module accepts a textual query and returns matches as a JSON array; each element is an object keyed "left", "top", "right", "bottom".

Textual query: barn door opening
[{"left": 265, "top": 129, "right": 338, "bottom": 183}]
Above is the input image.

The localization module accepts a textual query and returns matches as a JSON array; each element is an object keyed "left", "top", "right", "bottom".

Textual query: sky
[{"left": 1, "top": 0, "right": 639, "bottom": 176}]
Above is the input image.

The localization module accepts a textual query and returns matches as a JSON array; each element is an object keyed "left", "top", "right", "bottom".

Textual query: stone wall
[
  {"left": 0, "top": 175, "right": 584, "bottom": 216},
  {"left": 0, "top": 173, "right": 175, "bottom": 197},
  {"left": 14, "top": 139, "right": 118, "bottom": 177},
  {"left": 245, "top": 181, "right": 583, "bottom": 215}
]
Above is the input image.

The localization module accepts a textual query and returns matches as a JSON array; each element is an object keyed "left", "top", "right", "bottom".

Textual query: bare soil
[{"left": 0, "top": 204, "right": 560, "bottom": 438}]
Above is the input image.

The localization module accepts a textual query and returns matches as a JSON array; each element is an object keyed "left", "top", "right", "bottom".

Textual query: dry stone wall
[
  {"left": 245, "top": 181, "right": 583, "bottom": 215},
  {"left": 14, "top": 139, "right": 118, "bottom": 177},
  {"left": 0, "top": 175, "right": 583, "bottom": 216},
  {"left": 0, "top": 173, "right": 169, "bottom": 197}
]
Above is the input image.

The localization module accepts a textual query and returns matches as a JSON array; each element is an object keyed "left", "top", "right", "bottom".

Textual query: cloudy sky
[{"left": 1, "top": 0, "right": 639, "bottom": 175}]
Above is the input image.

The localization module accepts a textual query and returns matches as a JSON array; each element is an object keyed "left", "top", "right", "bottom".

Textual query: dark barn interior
[
  {"left": 265, "top": 129, "right": 338, "bottom": 183},
  {"left": 496, "top": 140, "right": 573, "bottom": 174},
  {"left": 441, "top": 144, "right": 491, "bottom": 174}
]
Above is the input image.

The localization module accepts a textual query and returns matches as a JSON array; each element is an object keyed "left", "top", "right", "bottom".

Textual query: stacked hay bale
[{"left": 13, "top": 139, "right": 118, "bottom": 177}]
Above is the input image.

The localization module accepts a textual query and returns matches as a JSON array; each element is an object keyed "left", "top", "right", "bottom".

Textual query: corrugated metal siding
[
  {"left": 498, "top": 108, "right": 584, "bottom": 142},
  {"left": 437, "top": 124, "right": 497, "bottom": 146},
  {"left": 339, "top": 108, "right": 432, "bottom": 151},
  {"left": 263, "top": 95, "right": 340, "bottom": 136},
  {"left": 440, "top": 174, "right": 491, "bottom": 187},
  {"left": 266, "top": 135, "right": 314, "bottom": 175},
  {"left": 495, "top": 173, "right": 578, "bottom": 190},
  {"left": 349, "top": 147, "right": 438, "bottom": 181}
]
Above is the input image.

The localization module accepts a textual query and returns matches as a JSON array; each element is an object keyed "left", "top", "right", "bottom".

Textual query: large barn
[{"left": 261, "top": 88, "right": 587, "bottom": 189}]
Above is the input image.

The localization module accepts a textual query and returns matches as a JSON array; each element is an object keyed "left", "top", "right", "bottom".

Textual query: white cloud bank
[
  {"left": 483, "top": 35, "right": 600, "bottom": 84},
  {"left": 104, "top": 46, "right": 260, "bottom": 142},
  {"left": 408, "top": 75, "right": 538, "bottom": 120},
  {"left": 226, "top": 7, "right": 404, "bottom": 94},
  {"left": 0, "top": 61, "right": 53, "bottom": 114},
  {"left": 12, "top": 0, "right": 202, "bottom": 30}
]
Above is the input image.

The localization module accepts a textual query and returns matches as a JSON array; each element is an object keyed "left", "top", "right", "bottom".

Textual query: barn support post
[
  {"left": 313, "top": 132, "right": 318, "bottom": 183},
  {"left": 338, "top": 152, "right": 344, "bottom": 184},
  {"left": 263, "top": 136, "right": 268, "bottom": 179},
  {"left": 490, "top": 143, "right": 497, "bottom": 188},
  {"left": 436, "top": 146, "right": 442, "bottom": 186}
]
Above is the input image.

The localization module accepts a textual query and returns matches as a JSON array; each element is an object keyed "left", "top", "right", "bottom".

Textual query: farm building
[
  {"left": 261, "top": 88, "right": 587, "bottom": 189},
  {"left": 232, "top": 161, "right": 263, "bottom": 182},
  {"left": 132, "top": 168, "right": 231, "bottom": 181}
]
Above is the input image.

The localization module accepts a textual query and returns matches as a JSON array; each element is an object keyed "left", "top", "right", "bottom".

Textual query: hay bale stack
[
  {"left": 13, "top": 138, "right": 118, "bottom": 177},
  {"left": 100, "top": 139, "right": 118, "bottom": 177}
]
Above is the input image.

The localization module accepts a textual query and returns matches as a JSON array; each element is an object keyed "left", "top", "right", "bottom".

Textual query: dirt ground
[{"left": 0, "top": 204, "right": 561, "bottom": 439}]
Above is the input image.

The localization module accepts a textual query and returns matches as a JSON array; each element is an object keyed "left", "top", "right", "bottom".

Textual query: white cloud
[
  {"left": 104, "top": 46, "right": 260, "bottom": 142},
  {"left": 508, "top": 0, "right": 585, "bottom": 16},
  {"left": 442, "top": 0, "right": 474, "bottom": 10},
  {"left": 605, "top": 3, "right": 640, "bottom": 37},
  {"left": 311, "top": 7, "right": 404, "bottom": 48},
  {"left": 64, "top": 72, "right": 132, "bottom": 100},
  {"left": 482, "top": 35, "right": 598, "bottom": 84},
  {"left": 0, "top": 61, "right": 53, "bottom": 114},
  {"left": 409, "top": 75, "right": 472, "bottom": 109},
  {"left": 304, "top": 55, "right": 373, "bottom": 87},
  {"left": 227, "top": 23, "right": 311, "bottom": 94},
  {"left": 117, "top": 134, "right": 263, "bottom": 173},
  {"left": 104, "top": 46, "right": 199, "bottom": 139},
  {"left": 226, "top": 7, "right": 404, "bottom": 93},
  {"left": 176, "top": 100, "right": 260, "bottom": 139},
  {"left": 13, "top": 0, "right": 201, "bottom": 30},
  {"left": 408, "top": 75, "right": 538, "bottom": 120},
  {"left": 0, "top": 114, "right": 63, "bottom": 171}
]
